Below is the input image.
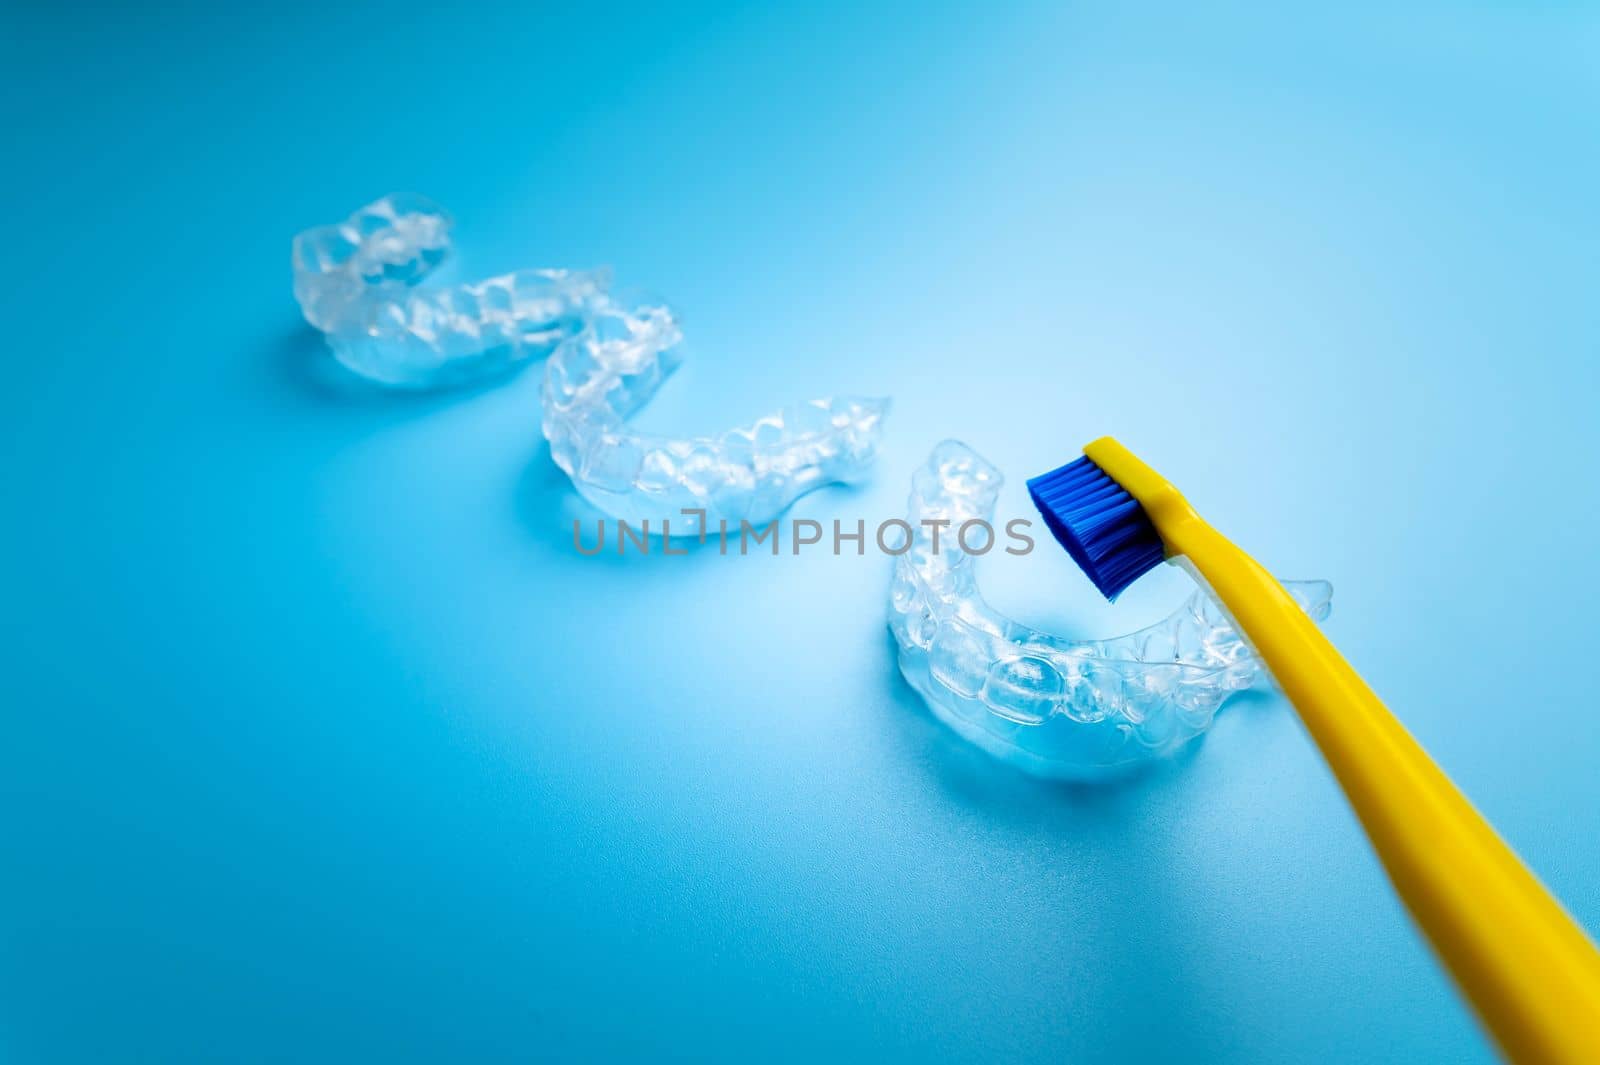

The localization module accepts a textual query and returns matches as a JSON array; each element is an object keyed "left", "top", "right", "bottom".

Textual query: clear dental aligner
[
  {"left": 291, "top": 194, "right": 606, "bottom": 388},
  {"left": 543, "top": 300, "right": 889, "bottom": 536},
  {"left": 889, "top": 440, "right": 1333, "bottom": 779}
]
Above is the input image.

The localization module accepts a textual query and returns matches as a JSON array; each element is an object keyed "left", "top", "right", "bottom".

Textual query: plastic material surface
[
  {"left": 293, "top": 195, "right": 604, "bottom": 388},
  {"left": 543, "top": 300, "right": 888, "bottom": 535},
  {"left": 890, "top": 441, "right": 1332, "bottom": 778}
]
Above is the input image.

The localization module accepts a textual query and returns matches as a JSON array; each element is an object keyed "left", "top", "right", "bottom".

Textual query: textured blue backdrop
[{"left": 5, "top": 4, "right": 1599, "bottom": 1062}]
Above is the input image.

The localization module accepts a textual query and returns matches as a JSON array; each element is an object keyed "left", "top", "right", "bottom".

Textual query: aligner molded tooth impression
[
  {"left": 292, "top": 194, "right": 607, "bottom": 388},
  {"left": 888, "top": 440, "right": 1333, "bottom": 779},
  {"left": 543, "top": 301, "right": 889, "bottom": 536}
]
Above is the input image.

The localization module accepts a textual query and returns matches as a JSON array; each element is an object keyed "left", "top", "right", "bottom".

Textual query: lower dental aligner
[
  {"left": 291, "top": 194, "right": 606, "bottom": 387},
  {"left": 889, "top": 440, "right": 1333, "bottom": 779},
  {"left": 543, "top": 301, "right": 889, "bottom": 536}
]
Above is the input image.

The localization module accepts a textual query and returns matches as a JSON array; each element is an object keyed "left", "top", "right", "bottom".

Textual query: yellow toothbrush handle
[{"left": 1085, "top": 437, "right": 1600, "bottom": 1065}]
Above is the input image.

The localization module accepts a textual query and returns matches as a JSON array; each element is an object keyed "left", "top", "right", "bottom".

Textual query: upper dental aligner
[
  {"left": 291, "top": 194, "right": 606, "bottom": 388},
  {"left": 543, "top": 301, "right": 889, "bottom": 535},
  {"left": 889, "top": 440, "right": 1333, "bottom": 778}
]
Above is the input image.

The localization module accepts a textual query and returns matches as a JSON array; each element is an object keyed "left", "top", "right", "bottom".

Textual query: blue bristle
[{"left": 1025, "top": 454, "right": 1166, "bottom": 601}]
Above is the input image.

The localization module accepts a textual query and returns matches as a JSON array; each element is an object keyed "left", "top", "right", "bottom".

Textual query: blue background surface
[{"left": 5, "top": 4, "right": 1599, "bottom": 1061}]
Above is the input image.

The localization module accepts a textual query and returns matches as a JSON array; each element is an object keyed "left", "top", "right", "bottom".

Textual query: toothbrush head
[{"left": 1026, "top": 445, "right": 1167, "bottom": 601}]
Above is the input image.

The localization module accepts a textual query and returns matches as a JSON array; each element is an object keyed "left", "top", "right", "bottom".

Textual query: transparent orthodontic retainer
[
  {"left": 291, "top": 194, "right": 606, "bottom": 388},
  {"left": 542, "top": 300, "right": 889, "bottom": 538},
  {"left": 889, "top": 440, "right": 1333, "bottom": 779}
]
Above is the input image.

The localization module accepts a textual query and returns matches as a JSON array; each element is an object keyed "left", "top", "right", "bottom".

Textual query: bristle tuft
[{"left": 1026, "top": 455, "right": 1165, "bottom": 601}]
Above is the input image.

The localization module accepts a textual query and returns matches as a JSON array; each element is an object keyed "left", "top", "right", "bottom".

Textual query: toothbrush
[{"left": 1027, "top": 436, "right": 1600, "bottom": 1065}]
